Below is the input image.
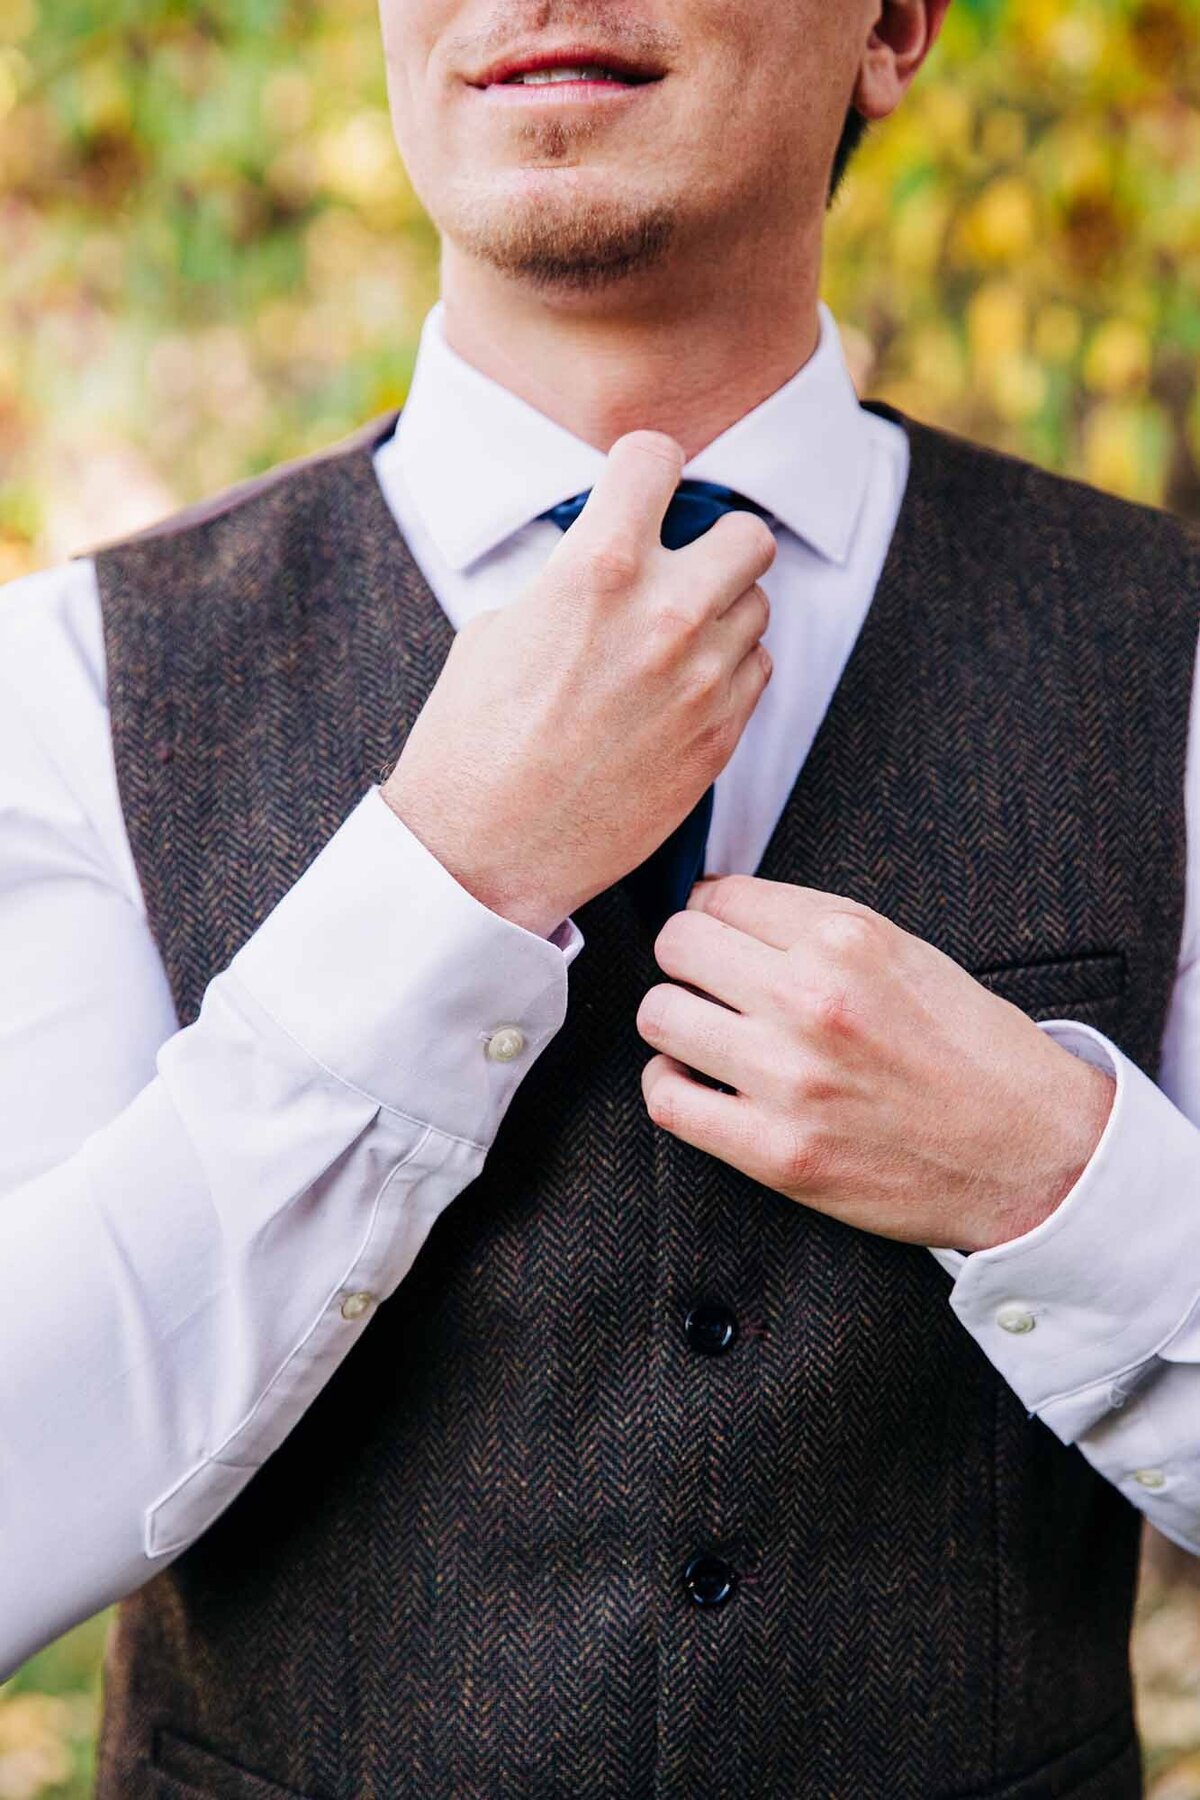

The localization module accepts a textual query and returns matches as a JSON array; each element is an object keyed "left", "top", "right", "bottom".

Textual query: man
[{"left": 1, "top": 0, "right": 1198, "bottom": 1791}]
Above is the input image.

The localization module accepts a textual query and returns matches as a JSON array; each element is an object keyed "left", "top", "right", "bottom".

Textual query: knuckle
[
  {"left": 696, "top": 872, "right": 751, "bottom": 922},
  {"left": 786, "top": 1057, "right": 841, "bottom": 1106},
  {"left": 650, "top": 593, "right": 706, "bottom": 642},
  {"left": 802, "top": 979, "right": 859, "bottom": 1038},
  {"left": 686, "top": 652, "right": 726, "bottom": 701},
  {"left": 773, "top": 1118, "right": 822, "bottom": 1189},
  {"left": 721, "top": 509, "right": 773, "bottom": 557},
  {"left": 652, "top": 910, "right": 690, "bottom": 964},
  {"left": 636, "top": 983, "right": 672, "bottom": 1038},
  {"left": 814, "top": 908, "right": 878, "bottom": 959},
  {"left": 646, "top": 1078, "right": 681, "bottom": 1133},
  {"left": 586, "top": 538, "right": 640, "bottom": 588},
  {"left": 728, "top": 512, "right": 777, "bottom": 571},
  {"left": 695, "top": 712, "right": 736, "bottom": 766},
  {"left": 754, "top": 521, "right": 779, "bottom": 565}
]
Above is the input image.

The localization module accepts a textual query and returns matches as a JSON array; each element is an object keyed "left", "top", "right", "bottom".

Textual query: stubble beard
[{"left": 447, "top": 117, "right": 679, "bottom": 294}]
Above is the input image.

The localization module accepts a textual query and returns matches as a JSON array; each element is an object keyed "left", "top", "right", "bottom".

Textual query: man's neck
[{"left": 437, "top": 235, "right": 824, "bottom": 462}]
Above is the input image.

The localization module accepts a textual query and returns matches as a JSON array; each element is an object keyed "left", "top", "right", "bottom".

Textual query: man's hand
[
  {"left": 381, "top": 430, "right": 776, "bottom": 939},
  {"left": 635, "top": 874, "right": 1117, "bottom": 1253}
]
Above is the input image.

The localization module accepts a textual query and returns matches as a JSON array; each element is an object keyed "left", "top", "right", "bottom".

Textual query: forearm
[{"left": 0, "top": 766, "right": 583, "bottom": 1674}]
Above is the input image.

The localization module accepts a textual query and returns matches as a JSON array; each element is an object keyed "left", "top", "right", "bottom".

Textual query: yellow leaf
[
  {"left": 958, "top": 176, "right": 1038, "bottom": 266},
  {"left": 1034, "top": 303, "right": 1083, "bottom": 364},
  {"left": 990, "top": 352, "right": 1048, "bottom": 421},
  {"left": 1083, "top": 320, "right": 1152, "bottom": 396},
  {"left": 967, "top": 281, "right": 1028, "bottom": 369},
  {"left": 980, "top": 108, "right": 1028, "bottom": 164}
]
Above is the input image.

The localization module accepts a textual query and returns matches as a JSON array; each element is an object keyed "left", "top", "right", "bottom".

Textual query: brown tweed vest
[{"left": 86, "top": 398, "right": 1199, "bottom": 1800}]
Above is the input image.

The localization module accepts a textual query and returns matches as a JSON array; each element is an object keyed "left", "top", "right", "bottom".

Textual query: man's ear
[{"left": 852, "top": 0, "right": 954, "bottom": 124}]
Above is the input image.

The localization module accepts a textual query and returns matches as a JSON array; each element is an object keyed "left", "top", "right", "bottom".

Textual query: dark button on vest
[
  {"left": 684, "top": 1299, "right": 738, "bottom": 1356},
  {"left": 683, "top": 1552, "right": 737, "bottom": 1607},
  {"left": 87, "top": 394, "right": 1199, "bottom": 1799}
]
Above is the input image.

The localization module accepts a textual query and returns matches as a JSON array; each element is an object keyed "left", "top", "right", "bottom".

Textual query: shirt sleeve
[
  {"left": 0, "top": 560, "right": 584, "bottom": 1678},
  {"left": 927, "top": 627, "right": 1200, "bottom": 1552}
]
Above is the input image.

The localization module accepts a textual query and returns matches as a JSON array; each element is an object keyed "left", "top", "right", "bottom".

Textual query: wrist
[
  {"left": 378, "top": 780, "right": 569, "bottom": 942},
  {"left": 974, "top": 1052, "right": 1117, "bottom": 1253}
]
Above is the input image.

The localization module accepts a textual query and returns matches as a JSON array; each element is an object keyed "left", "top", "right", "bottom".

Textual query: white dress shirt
[{"left": 2, "top": 298, "right": 1199, "bottom": 1681}]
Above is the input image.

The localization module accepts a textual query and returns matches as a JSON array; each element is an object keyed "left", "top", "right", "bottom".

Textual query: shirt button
[
  {"left": 341, "top": 1291, "right": 376, "bottom": 1322},
  {"left": 996, "top": 1303, "right": 1037, "bottom": 1335},
  {"left": 1132, "top": 1468, "right": 1166, "bottom": 1489},
  {"left": 684, "top": 1301, "right": 738, "bottom": 1356},
  {"left": 485, "top": 1025, "right": 526, "bottom": 1062},
  {"left": 683, "top": 1552, "right": 737, "bottom": 1608}
]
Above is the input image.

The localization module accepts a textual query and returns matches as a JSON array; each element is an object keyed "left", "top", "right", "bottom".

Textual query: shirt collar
[{"left": 390, "top": 296, "right": 872, "bottom": 572}]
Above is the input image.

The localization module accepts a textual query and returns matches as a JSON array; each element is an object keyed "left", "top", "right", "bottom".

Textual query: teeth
[{"left": 506, "top": 65, "right": 628, "bottom": 84}]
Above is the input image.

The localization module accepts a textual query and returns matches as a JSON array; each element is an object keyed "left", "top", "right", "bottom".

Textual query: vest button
[
  {"left": 683, "top": 1552, "right": 736, "bottom": 1607},
  {"left": 684, "top": 1300, "right": 738, "bottom": 1356}
]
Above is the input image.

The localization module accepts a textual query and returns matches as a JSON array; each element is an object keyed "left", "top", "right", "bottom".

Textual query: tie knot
[{"left": 539, "top": 476, "right": 774, "bottom": 551}]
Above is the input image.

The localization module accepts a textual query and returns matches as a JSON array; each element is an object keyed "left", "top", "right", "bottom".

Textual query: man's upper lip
[{"left": 469, "top": 45, "right": 666, "bottom": 86}]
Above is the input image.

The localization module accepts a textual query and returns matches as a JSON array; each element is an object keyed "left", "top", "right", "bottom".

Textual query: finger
[
  {"left": 715, "top": 582, "right": 770, "bottom": 653},
  {"left": 641, "top": 1051, "right": 770, "bottom": 1178},
  {"left": 562, "top": 429, "right": 685, "bottom": 563},
  {"left": 673, "top": 508, "right": 777, "bottom": 614},
  {"left": 653, "top": 906, "right": 785, "bottom": 1018},
  {"left": 636, "top": 981, "right": 764, "bottom": 1093},
  {"left": 726, "top": 636, "right": 773, "bottom": 721},
  {"left": 686, "top": 873, "right": 873, "bottom": 951}
]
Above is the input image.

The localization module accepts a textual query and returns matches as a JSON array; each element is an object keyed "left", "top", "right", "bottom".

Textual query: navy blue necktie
[{"left": 539, "top": 477, "right": 775, "bottom": 938}]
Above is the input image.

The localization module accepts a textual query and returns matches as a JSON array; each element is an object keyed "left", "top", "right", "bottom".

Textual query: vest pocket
[
  {"left": 963, "top": 1708, "right": 1140, "bottom": 1799},
  {"left": 150, "top": 1725, "right": 315, "bottom": 1799},
  {"left": 970, "top": 948, "right": 1127, "bottom": 1021}
]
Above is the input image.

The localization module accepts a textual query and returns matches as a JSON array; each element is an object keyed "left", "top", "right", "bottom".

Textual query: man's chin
[{"left": 447, "top": 188, "right": 679, "bottom": 294}]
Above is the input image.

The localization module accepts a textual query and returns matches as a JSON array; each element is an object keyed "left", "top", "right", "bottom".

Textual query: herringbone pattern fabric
[{"left": 85, "top": 397, "right": 1200, "bottom": 1800}]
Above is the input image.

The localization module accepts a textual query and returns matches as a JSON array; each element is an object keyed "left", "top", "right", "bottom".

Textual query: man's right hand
[{"left": 381, "top": 429, "right": 776, "bottom": 939}]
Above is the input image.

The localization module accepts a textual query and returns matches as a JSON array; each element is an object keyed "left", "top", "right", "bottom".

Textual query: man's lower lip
[{"left": 476, "top": 79, "right": 660, "bottom": 102}]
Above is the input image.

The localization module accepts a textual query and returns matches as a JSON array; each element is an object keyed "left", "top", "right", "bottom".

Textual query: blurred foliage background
[{"left": 2, "top": 0, "right": 1200, "bottom": 1791}]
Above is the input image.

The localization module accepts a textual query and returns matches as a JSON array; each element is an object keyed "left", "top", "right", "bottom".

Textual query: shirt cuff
[
  {"left": 228, "top": 784, "right": 584, "bottom": 1147},
  {"left": 928, "top": 1019, "right": 1200, "bottom": 1443}
]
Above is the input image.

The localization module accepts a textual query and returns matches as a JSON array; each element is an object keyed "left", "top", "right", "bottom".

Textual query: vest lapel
[{"left": 753, "top": 396, "right": 918, "bottom": 889}]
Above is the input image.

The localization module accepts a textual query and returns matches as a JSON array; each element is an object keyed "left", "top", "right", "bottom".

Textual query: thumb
[{"left": 564, "top": 429, "right": 684, "bottom": 564}]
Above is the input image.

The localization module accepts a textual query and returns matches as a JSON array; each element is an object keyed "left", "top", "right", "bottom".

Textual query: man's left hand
[{"left": 635, "top": 875, "right": 1117, "bottom": 1253}]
